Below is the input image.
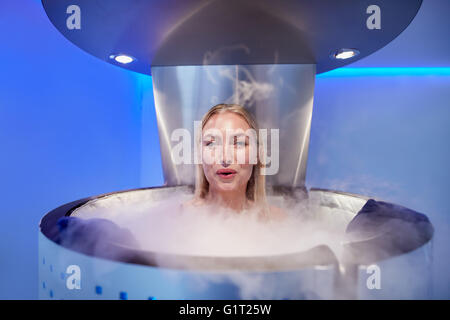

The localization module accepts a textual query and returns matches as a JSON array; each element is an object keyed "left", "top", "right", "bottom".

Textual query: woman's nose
[
  {"left": 221, "top": 161, "right": 231, "bottom": 168},
  {"left": 222, "top": 145, "right": 234, "bottom": 166}
]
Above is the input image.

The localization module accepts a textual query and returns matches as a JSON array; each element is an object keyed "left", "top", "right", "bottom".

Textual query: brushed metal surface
[
  {"left": 41, "top": 0, "right": 422, "bottom": 75},
  {"left": 150, "top": 64, "right": 315, "bottom": 188}
]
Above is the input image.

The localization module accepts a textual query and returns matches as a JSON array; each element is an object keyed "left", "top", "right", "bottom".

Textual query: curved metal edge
[
  {"left": 41, "top": 185, "right": 435, "bottom": 271},
  {"left": 344, "top": 206, "right": 434, "bottom": 265},
  {"left": 39, "top": 185, "right": 187, "bottom": 241},
  {"left": 309, "top": 187, "right": 434, "bottom": 265},
  {"left": 309, "top": 187, "right": 372, "bottom": 201},
  {"left": 40, "top": 0, "right": 423, "bottom": 76},
  {"left": 39, "top": 0, "right": 146, "bottom": 76},
  {"left": 316, "top": 0, "right": 423, "bottom": 74},
  {"left": 39, "top": 186, "right": 338, "bottom": 271}
]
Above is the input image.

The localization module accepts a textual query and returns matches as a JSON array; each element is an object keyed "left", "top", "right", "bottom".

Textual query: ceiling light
[
  {"left": 109, "top": 54, "right": 135, "bottom": 64},
  {"left": 331, "top": 48, "right": 360, "bottom": 60}
]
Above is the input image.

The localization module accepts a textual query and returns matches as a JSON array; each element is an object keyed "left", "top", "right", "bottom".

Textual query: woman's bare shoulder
[
  {"left": 269, "top": 205, "right": 289, "bottom": 220},
  {"left": 181, "top": 197, "right": 205, "bottom": 210}
]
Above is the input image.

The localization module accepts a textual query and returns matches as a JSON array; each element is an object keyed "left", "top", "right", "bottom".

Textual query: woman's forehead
[{"left": 203, "top": 112, "right": 250, "bottom": 131}]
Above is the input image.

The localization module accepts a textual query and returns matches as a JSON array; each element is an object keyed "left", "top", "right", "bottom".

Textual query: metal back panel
[{"left": 151, "top": 64, "right": 315, "bottom": 189}]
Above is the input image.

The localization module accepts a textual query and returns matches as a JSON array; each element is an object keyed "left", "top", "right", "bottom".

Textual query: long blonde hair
[{"left": 194, "top": 104, "right": 268, "bottom": 208}]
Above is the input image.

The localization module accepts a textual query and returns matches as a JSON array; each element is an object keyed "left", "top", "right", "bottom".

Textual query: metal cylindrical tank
[
  {"left": 38, "top": 0, "right": 432, "bottom": 300},
  {"left": 39, "top": 187, "right": 433, "bottom": 299}
]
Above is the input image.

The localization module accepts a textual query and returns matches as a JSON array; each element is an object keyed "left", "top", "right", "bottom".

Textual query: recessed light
[
  {"left": 331, "top": 48, "right": 360, "bottom": 60},
  {"left": 109, "top": 54, "right": 135, "bottom": 64}
]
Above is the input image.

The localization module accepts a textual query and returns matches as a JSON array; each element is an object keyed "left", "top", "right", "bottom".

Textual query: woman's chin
[{"left": 215, "top": 181, "right": 238, "bottom": 191}]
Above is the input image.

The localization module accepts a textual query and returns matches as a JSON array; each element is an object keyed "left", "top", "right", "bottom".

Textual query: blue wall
[
  {"left": 0, "top": 0, "right": 448, "bottom": 299},
  {"left": 310, "top": 70, "right": 450, "bottom": 298},
  {"left": 0, "top": 1, "right": 161, "bottom": 299}
]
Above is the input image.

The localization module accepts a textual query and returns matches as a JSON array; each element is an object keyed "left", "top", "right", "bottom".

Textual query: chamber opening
[{"left": 40, "top": 186, "right": 433, "bottom": 272}]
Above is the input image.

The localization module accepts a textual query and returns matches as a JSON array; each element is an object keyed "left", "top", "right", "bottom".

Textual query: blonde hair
[{"left": 194, "top": 104, "right": 268, "bottom": 208}]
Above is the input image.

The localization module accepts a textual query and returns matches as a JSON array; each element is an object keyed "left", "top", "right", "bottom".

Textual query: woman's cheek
[
  {"left": 202, "top": 164, "right": 215, "bottom": 185},
  {"left": 202, "top": 146, "right": 218, "bottom": 165},
  {"left": 235, "top": 147, "right": 248, "bottom": 165},
  {"left": 240, "top": 164, "right": 253, "bottom": 181}
]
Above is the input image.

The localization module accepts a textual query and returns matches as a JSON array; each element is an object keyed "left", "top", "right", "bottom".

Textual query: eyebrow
[
  {"left": 202, "top": 132, "right": 248, "bottom": 140},
  {"left": 202, "top": 133, "right": 220, "bottom": 140},
  {"left": 231, "top": 133, "right": 247, "bottom": 137}
]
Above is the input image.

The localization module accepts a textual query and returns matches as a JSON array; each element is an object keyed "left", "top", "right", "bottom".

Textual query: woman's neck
[{"left": 206, "top": 189, "right": 249, "bottom": 212}]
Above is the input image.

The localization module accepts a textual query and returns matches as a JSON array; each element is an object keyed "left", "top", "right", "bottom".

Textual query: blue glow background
[{"left": 0, "top": 0, "right": 449, "bottom": 299}]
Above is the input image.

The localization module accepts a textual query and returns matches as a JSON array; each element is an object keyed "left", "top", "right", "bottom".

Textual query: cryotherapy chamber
[{"left": 39, "top": 0, "right": 434, "bottom": 299}]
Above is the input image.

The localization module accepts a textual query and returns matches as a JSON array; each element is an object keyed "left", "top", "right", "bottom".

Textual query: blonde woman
[{"left": 183, "top": 104, "right": 286, "bottom": 220}]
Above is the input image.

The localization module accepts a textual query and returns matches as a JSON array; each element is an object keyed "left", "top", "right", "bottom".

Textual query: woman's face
[{"left": 201, "top": 112, "right": 255, "bottom": 195}]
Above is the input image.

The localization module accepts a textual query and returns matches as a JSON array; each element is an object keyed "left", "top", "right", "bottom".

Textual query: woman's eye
[
  {"left": 205, "top": 140, "right": 220, "bottom": 147},
  {"left": 234, "top": 140, "right": 247, "bottom": 147}
]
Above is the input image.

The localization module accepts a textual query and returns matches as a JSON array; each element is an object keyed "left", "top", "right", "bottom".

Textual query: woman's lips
[{"left": 216, "top": 169, "right": 237, "bottom": 179}]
